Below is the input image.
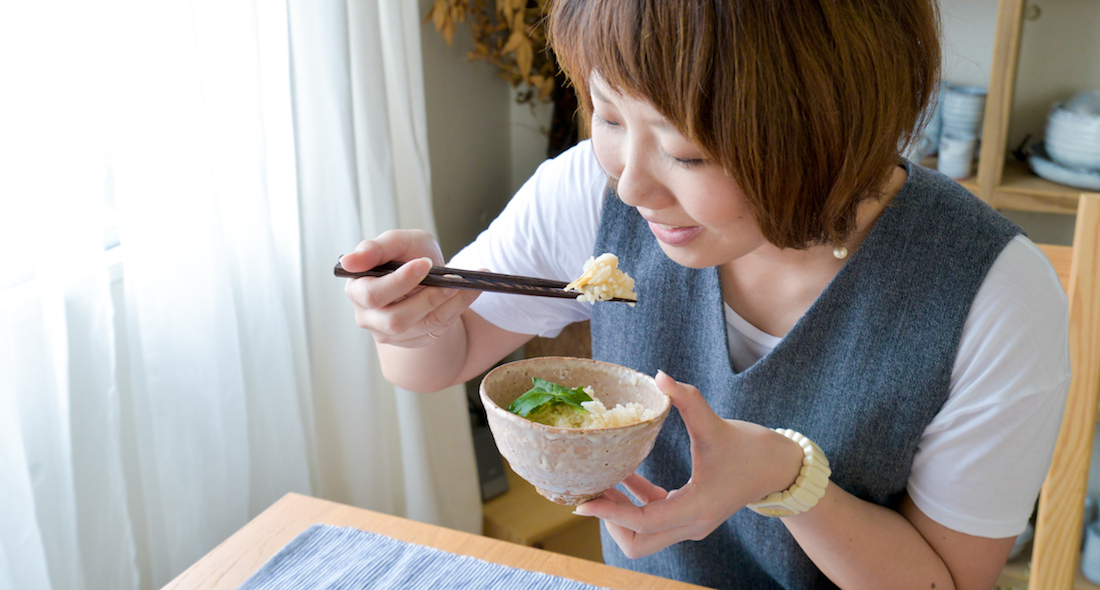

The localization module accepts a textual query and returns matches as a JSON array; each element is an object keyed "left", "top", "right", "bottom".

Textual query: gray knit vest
[{"left": 591, "top": 162, "right": 1021, "bottom": 589}]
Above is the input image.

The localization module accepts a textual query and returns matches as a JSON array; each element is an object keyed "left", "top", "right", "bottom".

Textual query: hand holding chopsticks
[{"left": 334, "top": 259, "right": 636, "bottom": 303}]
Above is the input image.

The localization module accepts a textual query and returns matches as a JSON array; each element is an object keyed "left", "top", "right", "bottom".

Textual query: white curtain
[
  {"left": 288, "top": 0, "right": 480, "bottom": 527},
  {"left": 0, "top": 0, "right": 480, "bottom": 589}
]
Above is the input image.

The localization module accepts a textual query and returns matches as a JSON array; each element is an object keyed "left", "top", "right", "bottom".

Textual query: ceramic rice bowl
[{"left": 479, "top": 357, "right": 671, "bottom": 505}]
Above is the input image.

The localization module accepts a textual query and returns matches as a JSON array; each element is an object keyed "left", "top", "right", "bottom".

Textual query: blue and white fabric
[{"left": 237, "top": 524, "right": 613, "bottom": 590}]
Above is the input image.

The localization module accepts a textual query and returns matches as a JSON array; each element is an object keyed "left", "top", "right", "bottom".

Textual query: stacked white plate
[
  {"left": 1044, "top": 91, "right": 1100, "bottom": 171},
  {"left": 941, "top": 83, "right": 987, "bottom": 139},
  {"left": 1029, "top": 91, "right": 1100, "bottom": 191},
  {"left": 1028, "top": 144, "right": 1100, "bottom": 191}
]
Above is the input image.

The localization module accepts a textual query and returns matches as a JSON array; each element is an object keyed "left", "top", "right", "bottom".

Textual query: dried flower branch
[{"left": 425, "top": 0, "right": 557, "bottom": 103}]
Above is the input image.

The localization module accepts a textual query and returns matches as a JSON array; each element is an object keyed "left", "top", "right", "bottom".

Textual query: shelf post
[
  {"left": 1029, "top": 193, "right": 1100, "bottom": 590},
  {"left": 977, "top": 0, "right": 1028, "bottom": 206}
]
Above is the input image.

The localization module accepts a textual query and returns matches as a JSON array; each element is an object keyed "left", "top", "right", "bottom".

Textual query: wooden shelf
[
  {"left": 922, "top": 155, "right": 1085, "bottom": 214},
  {"left": 992, "top": 159, "right": 1086, "bottom": 215}
]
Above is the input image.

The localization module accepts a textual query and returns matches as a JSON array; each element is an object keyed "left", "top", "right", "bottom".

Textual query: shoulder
[
  {"left": 488, "top": 140, "right": 608, "bottom": 280},
  {"left": 949, "top": 234, "right": 1069, "bottom": 411},
  {"left": 906, "top": 234, "right": 1070, "bottom": 536}
]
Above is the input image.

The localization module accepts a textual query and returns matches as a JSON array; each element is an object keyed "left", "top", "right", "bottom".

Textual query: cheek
[
  {"left": 690, "top": 178, "right": 753, "bottom": 226},
  {"left": 590, "top": 126, "right": 624, "bottom": 179}
]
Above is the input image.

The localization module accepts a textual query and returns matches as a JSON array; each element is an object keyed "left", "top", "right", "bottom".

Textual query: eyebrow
[
  {"left": 590, "top": 83, "right": 611, "bottom": 105},
  {"left": 589, "top": 81, "right": 678, "bottom": 132}
]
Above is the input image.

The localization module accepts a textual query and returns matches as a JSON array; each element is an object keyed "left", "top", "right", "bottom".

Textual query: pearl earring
[{"left": 832, "top": 245, "right": 848, "bottom": 260}]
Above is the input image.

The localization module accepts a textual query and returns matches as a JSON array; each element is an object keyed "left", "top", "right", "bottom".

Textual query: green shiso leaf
[{"left": 507, "top": 377, "right": 593, "bottom": 417}]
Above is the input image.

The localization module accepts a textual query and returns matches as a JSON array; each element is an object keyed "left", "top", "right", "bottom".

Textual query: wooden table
[{"left": 162, "top": 492, "right": 711, "bottom": 590}]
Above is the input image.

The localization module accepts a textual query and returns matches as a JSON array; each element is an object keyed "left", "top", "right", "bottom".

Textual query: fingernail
[
  {"left": 441, "top": 288, "right": 457, "bottom": 296},
  {"left": 572, "top": 510, "right": 590, "bottom": 517}
]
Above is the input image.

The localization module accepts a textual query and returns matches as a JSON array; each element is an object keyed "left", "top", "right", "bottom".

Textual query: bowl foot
[{"left": 536, "top": 487, "right": 605, "bottom": 505}]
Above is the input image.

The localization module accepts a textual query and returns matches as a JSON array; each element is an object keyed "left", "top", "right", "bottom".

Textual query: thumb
[
  {"left": 339, "top": 241, "right": 383, "bottom": 273},
  {"left": 655, "top": 370, "right": 719, "bottom": 440}
]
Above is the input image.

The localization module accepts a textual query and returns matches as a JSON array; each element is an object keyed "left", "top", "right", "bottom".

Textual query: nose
[{"left": 613, "top": 140, "right": 671, "bottom": 210}]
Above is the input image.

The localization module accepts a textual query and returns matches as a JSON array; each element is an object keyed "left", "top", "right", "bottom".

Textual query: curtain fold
[
  {"left": 0, "top": 1, "right": 481, "bottom": 589},
  {"left": 102, "top": 0, "right": 313, "bottom": 580},
  {"left": 290, "top": 0, "right": 481, "bottom": 531},
  {"left": 1, "top": 2, "right": 138, "bottom": 589}
]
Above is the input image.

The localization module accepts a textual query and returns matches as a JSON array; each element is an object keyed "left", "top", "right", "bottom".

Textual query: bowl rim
[
  {"left": 479, "top": 356, "right": 672, "bottom": 433},
  {"left": 1049, "top": 102, "right": 1100, "bottom": 122},
  {"left": 944, "top": 82, "right": 988, "bottom": 96},
  {"left": 1045, "top": 136, "right": 1100, "bottom": 148}
]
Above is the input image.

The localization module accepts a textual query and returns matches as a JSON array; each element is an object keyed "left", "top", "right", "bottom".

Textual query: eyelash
[
  {"left": 592, "top": 113, "right": 619, "bottom": 128},
  {"left": 664, "top": 152, "right": 705, "bottom": 168},
  {"left": 594, "top": 113, "right": 704, "bottom": 168}
]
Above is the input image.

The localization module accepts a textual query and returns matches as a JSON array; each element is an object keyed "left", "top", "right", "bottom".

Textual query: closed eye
[
  {"left": 592, "top": 113, "right": 620, "bottom": 128},
  {"left": 664, "top": 152, "right": 705, "bottom": 168}
]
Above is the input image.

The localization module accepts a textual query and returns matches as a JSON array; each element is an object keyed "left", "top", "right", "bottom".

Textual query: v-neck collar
[{"left": 716, "top": 161, "right": 917, "bottom": 378}]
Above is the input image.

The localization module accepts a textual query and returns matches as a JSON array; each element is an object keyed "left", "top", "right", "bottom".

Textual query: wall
[
  {"left": 418, "top": 0, "right": 516, "bottom": 259},
  {"left": 939, "top": 0, "right": 1099, "bottom": 246}
]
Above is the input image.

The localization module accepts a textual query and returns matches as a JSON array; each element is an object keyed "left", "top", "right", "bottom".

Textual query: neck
[
  {"left": 745, "top": 165, "right": 907, "bottom": 269},
  {"left": 718, "top": 165, "right": 908, "bottom": 336}
]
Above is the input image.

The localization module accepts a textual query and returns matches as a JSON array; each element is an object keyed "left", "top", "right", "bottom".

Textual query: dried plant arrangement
[
  {"left": 426, "top": 0, "right": 555, "bottom": 102},
  {"left": 425, "top": 0, "right": 579, "bottom": 156}
]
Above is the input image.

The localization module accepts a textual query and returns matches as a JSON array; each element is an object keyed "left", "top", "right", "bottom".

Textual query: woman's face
[{"left": 588, "top": 74, "right": 767, "bottom": 269}]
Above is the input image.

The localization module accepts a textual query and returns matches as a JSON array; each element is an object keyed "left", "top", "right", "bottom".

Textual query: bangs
[
  {"left": 548, "top": 0, "right": 940, "bottom": 250},
  {"left": 548, "top": 0, "right": 717, "bottom": 143}
]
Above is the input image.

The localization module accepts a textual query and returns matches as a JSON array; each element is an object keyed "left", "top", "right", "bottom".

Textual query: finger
[
  {"left": 574, "top": 487, "right": 632, "bottom": 518},
  {"left": 405, "top": 267, "right": 486, "bottom": 336},
  {"left": 602, "top": 519, "right": 701, "bottom": 560},
  {"left": 620, "top": 473, "right": 668, "bottom": 505},
  {"left": 414, "top": 285, "right": 482, "bottom": 337},
  {"left": 360, "top": 277, "right": 481, "bottom": 342},
  {"left": 347, "top": 257, "right": 434, "bottom": 310},
  {"left": 656, "top": 370, "right": 721, "bottom": 443},
  {"left": 340, "top": 229, "right": 442, "bottom": 272},
  {"left": 575, "top": 486, "right": 692, "bottom": 535}
]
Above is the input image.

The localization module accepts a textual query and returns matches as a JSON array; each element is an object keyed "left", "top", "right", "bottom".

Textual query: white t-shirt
[{"left": 449, "top": 140, "right": 1070, "bottom": 538}]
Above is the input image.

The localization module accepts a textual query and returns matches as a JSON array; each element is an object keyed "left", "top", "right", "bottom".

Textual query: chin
[{"left": 656, "top": 243, "right": 725, "bottom": 269}]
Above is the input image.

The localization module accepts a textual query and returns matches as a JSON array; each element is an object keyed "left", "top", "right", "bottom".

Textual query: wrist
[
  {"left": 759, "top": 427, "right": 805, "bottom": 497},
  {"left": 747, "top": 429, "right": 831, "bottom": 518}
]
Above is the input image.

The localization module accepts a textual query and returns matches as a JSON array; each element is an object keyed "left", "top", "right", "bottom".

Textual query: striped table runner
[{"left": 237, "top": 523, "right": 613, "bottom": 589}]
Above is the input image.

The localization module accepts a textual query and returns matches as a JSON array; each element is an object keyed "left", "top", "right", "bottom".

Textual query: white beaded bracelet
[{"left": 746, "top": 428, "right": 831, "bottom": 517}]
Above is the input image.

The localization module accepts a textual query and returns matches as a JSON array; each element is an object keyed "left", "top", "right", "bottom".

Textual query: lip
[{"left": 646, "top": 220, "right": 703, "bottom": 247}]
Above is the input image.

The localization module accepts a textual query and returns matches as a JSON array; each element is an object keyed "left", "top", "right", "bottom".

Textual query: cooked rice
[
  {"left": 527, "top": 387, "right": 656, "bottom": 429},
  {"left": 565, "top": 253, "right": 637, "bottom": 305}
]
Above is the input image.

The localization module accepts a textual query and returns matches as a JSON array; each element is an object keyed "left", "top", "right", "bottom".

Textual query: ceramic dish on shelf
[
  {"left": 941, "top": 82, "right": 987, "bottom": 138},
  {"left": 1045, "top": 100, "right": 1100, "bottom": 170},
  {"left": 1028, "top": 143, "right": 1100, "bottom": 191}
]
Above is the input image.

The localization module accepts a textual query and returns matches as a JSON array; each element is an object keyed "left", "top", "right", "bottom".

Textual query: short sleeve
[
  {"left": 447, "top": 140, "right": 608, "bottom": 338},
  {"left": 906, "top": 235, "right": 1071, "bottom": 538}
]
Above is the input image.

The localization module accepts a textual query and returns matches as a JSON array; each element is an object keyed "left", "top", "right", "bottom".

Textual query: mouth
[{"left": 645, "top": 220, "right": 703, "bottom": 247}]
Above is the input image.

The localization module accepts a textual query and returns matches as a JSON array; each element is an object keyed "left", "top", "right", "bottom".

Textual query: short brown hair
[{"left": 548, "top": 0, "right": 941, "bottom": 249}]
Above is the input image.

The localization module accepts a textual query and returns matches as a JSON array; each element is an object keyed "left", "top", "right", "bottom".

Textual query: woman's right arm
[{"left": 341, "top": 229, "right": 533, "bottom": 393}]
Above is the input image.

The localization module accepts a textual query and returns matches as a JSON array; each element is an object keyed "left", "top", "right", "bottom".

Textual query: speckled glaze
[{"left": 479, "top": 357, "right": 671, "bottom": 505}]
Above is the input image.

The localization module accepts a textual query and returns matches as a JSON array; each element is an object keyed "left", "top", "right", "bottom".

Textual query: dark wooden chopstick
[{"left": 334, "top": 260, "right": 636, "bottom": 303}]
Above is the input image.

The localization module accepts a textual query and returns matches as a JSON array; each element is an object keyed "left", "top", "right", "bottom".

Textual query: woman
[{"left": 341, "top": 1, "right": 1070, "bottom": 588}]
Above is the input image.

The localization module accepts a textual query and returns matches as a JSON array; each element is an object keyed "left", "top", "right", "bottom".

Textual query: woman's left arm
[
  {"left": 575, "top": 372, "right": 1015, "bottom": 590},
  {"left": 783, "top": 478, "right": 1014, "bottom": 590}
]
